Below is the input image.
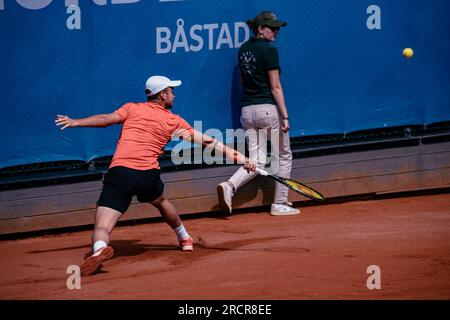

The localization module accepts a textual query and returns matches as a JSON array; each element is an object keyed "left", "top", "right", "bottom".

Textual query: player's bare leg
[
  {"left": 81, "top": 206, "right": 121, "bottom": 275},
  {"left": 151, "top": 195, "right": 180, "bottom": 228},
  {"left": 92, "top": 206, "right": 122, "bottom": 244},
  {"left": 151, "top": 195, "right": 193, "bottom": 251}
]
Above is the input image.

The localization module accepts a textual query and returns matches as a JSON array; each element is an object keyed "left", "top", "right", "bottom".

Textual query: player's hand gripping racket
[{"left": 255, "top": 168, "right": 325, "bottom": 201}]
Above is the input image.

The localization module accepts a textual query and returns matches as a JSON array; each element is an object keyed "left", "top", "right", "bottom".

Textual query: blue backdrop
[{"left": 1, "top": 0, "right": 449, "bottom": 169}]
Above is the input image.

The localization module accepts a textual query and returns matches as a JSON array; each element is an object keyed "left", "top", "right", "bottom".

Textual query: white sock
[
  {"left": 174, "top": 224, "right": 190, "bottom": 241},
  {"left": 93, "top": 240, "right": 107, "bottom": 256}
]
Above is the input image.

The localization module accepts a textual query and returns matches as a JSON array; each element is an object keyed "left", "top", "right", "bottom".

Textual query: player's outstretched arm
[
  {"left": 187, "top": 130, "right": 256, "bottom": 172},
  {"left": 55, "top": 113, "right": 122, "bottom": 130}
]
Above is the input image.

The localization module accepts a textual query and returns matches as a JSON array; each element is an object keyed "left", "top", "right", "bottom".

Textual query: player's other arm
[
  {"left": 55, "top": 113, "right": 122, "bottom": 130},
  {"left": 185, "top": 130, "right": 256, "bottom": 172}
]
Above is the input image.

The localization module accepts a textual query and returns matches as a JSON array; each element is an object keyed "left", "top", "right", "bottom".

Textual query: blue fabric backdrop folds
[{"left": 0, "top": 0, "right": 449, "bottom": 169}]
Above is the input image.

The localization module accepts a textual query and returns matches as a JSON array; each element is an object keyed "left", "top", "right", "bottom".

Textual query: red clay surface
[{"left": 1, "top": 193, "right": 449, "bottom": 300}]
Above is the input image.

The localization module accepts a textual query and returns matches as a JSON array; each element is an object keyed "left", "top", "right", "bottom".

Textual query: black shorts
[{"left": 97, "top": 166, "right": 164, "bottom": 214}]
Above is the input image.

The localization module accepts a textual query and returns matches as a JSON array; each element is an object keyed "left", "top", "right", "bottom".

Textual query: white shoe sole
[{"left": 270, "top": 210, "right": 300, "bottom": 216}]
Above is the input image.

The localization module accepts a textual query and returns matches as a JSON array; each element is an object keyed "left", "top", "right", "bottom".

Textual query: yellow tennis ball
[{"left": 403, "top": 48, "right": 414, "bottom": 59}]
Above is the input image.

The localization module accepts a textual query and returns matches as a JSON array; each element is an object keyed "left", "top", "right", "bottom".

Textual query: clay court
[{"left": 1, "top": 192, "right": 449, "bottom": 300}]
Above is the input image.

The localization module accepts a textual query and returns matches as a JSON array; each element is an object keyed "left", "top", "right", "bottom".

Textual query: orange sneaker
[
  {"left": 179, "top": 236, "right": 194, "bottom": 251},
  {"left": 80, "top": 246, "right": 114, "bottom": 276}
]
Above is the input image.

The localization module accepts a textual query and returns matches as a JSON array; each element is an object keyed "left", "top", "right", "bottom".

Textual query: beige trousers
[{"left": 228, "top": 104, "right": 293, "bottom": 204}]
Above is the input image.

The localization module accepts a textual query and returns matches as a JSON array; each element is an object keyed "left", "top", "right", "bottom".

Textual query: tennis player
[{"left": 55, "top": 75, "right": 256, "bottom": 275}]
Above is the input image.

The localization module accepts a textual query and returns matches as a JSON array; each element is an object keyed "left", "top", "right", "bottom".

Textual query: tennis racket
[{"left": 255, "top": 168, "right": 325, "bottom": 201}]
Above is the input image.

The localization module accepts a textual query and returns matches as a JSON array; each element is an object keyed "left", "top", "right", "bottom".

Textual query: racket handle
[{"left": 255, "top": 167, "right": 269, "bottom": 176}]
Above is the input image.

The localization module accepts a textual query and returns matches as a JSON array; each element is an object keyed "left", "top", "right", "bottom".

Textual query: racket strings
[{"left": 284, "top": 179, "right": 324, "bottom": 200}]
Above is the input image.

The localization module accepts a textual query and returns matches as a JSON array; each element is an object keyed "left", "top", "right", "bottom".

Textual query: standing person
[
  {"left": 217, "top": 11, "right": 299, "bottom": 216},
  {"left": 55, "top": 75, "right": 256, "bottom": 276}
]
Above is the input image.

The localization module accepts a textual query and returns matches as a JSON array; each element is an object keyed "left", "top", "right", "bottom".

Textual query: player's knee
[{"left": 151, "top": 195, "right": 165, "bottom": 206}]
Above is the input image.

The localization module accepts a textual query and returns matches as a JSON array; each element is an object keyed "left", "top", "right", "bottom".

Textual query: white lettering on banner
[
  {"left": 0, "top": 0, "right": 142, "bottom": 10},
  {"left": 92, "top": 0, "right": 141, "bottom": 5},
  {"left": 189, "top": 24, "right": 204, "bottom": 52},
  {"left": 156, "top": 19, "right": 250, "bottom": 54},
  {"left": 216, "top": 23, "right": 233, "bottom": 49},
  {"left": 234, "top": 22, "right": 248, "bottom": 48},
  {"left": 0, "top": 2, "right": 250, "bottom": 47},
  {"left": 112, "top": 0, "right": 141, "bottom": 4},
  {"left": 16, "top": 0, "right": 53, "bottom": 10},
  {"left": 156, "top": 27, "right": 172, "bottom": 54},
  {"left": 172, "top": 19, "right": 190, "bottom": 53},
  {"left": 203, "top": 24, "right": 219, "bottom": 50}
]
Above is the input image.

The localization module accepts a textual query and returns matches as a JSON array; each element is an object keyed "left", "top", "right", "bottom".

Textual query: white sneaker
[
  {"left": 217, "top": 182, "right": 234, "bottom": 215},
  {"left": 270, "top": 203, "right": 300, "bottom": 216}
]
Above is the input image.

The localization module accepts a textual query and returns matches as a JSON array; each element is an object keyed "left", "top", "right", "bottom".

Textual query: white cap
[{"left": 145, "top": 76, "right": 182, "bottom": 95}]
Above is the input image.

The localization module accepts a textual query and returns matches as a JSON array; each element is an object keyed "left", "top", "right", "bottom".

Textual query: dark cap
[{"left": 247, "top": 11, "right": 287, "bottom": 28}]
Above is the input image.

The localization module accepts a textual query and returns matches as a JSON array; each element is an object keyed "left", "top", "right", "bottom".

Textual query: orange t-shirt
[{"left": 110, "top": 102, "right": 194, "bottom": 170}]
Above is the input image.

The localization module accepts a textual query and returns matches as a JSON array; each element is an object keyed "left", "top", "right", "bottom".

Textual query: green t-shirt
[{"left": 238, "top": 37, "right": 280, "bottom": 107}]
